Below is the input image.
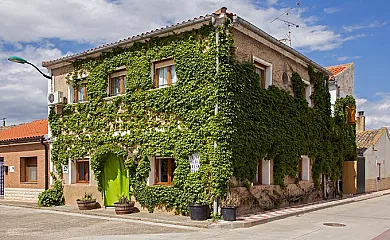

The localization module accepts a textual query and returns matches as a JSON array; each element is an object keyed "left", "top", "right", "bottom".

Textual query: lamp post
[
  {"left": 8, "top": 55, "right": 51, "bottom": 191},
  {"left": 8, "top": 56, "right": 51, "bottom": 79}
]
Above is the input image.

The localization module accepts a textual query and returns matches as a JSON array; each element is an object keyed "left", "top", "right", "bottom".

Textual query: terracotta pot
[
  {"left": 114, "top": 201, "right": 135, "bottom": 214},
  {"left": 76, "top": 199, "right": 96, "bottom": 210}
]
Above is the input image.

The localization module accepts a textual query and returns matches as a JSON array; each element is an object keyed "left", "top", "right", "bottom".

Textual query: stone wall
[
  {"left": 365, "top": 178, "right": 390, "bottom": 192},
  {"left": 230, "top": 182, "right": 322, "bottom": 216}
]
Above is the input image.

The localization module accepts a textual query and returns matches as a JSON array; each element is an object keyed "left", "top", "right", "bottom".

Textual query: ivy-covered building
[{"left": 42, "top": 7, "right": 356, "bottom": 214}]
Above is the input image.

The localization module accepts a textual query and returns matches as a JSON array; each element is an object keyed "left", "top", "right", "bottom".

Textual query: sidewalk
[{"left": 1, "top": 189, "right": 390, "bottom": 230}]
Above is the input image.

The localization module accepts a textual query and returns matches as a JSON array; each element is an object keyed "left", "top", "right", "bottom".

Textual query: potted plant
[
  {"left": 114, "top": 195, "right": 135, "bottom": 214},
  {"left": 221, "top": 195, "right": 239, "bottom": 221},
  {"left": 76, "top": 193, "right": 96, "bottom": 210},
  {"left": 189, "top": 202, "right": 210, "bottom": 221}
]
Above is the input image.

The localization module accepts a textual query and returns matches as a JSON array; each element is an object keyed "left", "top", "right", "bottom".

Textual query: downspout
[
  {"left": 213, "top": 18, "right": 220, "bottom": 216},
  {"left": 40, "top": 137, "right": 49, "bottom": 190}
]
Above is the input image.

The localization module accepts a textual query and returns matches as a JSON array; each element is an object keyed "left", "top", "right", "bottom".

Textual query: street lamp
[{"left": 8, "top": 56, "right": 51, "bottom": 79}]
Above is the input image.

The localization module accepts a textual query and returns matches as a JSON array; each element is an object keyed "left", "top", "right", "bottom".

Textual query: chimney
[
  {"left": 356, "top": 111, "right": 365, "bottom": 134},
  {"left": 215, "top": 7, "right": 227, "bottom": 15}
]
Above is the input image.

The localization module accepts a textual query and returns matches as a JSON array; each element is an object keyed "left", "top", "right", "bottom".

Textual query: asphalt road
[{"left": 1, "top": 194, "right": 390, "bottom": 239}]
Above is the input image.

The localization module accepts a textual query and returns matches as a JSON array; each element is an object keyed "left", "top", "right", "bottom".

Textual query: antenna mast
[{"left": 271, "top": 1, "right": 301, "bottom": 47}]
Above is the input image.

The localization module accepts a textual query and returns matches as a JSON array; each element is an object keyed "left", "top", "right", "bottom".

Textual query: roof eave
[
  {"left": 42, "top": 15, "right": 213, "bottom": 69},
  {"left": 233, "top": 16, "right": 331, "bottom": 76}
]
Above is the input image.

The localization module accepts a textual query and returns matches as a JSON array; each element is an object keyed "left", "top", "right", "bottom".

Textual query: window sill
[
  {"left": 253, "top": 182, "right": 271, "bottom": 186},
  {"left": 103, "top": 94, "right": 126, "bottom": 101},
  {"left": 154, "top": 182, "right": 172, "bottom": 186},
  {"left": 21, "top": 182, "right": 38, "bottom": 184},
  {"left": 72, "top": 182, "right": 90, "bottom": 185}
]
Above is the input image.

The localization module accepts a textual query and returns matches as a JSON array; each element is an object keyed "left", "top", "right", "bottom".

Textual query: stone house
[
  {"left": 0, "top": 119, "right": 49, "bottom": 201},
  {"left": 356, "top": 112, "right": 390, "bottom": 192},
  {"left": 42, "top": 8, "right": 352, "bottom": 214}
]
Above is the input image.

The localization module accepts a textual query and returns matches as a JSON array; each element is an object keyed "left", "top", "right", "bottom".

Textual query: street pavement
[{"left": 1, "top": 194, "right": 390, "bottom": 239}]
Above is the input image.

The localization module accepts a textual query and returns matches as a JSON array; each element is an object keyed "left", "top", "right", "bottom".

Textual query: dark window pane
[
  {"left": 160, "top": 159, "right": 169, "bottom": 182},
  {"left": 79, "top": 162, "right": 85, "bottom": 181}
]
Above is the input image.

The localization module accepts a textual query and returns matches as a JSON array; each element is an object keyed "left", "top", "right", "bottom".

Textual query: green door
[{"left": 103, "top": 154, "right": 129, "bottom": 206}]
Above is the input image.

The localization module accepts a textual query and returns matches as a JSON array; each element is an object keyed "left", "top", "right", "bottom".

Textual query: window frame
[
  {"left": 154, "top": 157, "right": 175, "bottom": 185},
  {"left": 24, "top": 157, "right": 38, "bottom": 183},
  {"left": 253, "top": 56, "right": 272, "bottom": 89},
  {"left": 302, "top": 79, "right": 312, "bottom": 107},
  {"left": 109, "top": 69, "right": 126, "bottom": 97},
  {"left": 73, "top": 79, "right": 87, "bottom": 103},
  {"left": 153, "top": 59, "right": 176, "bottom": 89},
  {"left": 76, "top": 159, "right": 90, "bottom": 184}
]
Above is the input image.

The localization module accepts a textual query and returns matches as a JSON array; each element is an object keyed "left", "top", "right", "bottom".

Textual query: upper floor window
[
  {"left": 154, "top": 59, "right": 177, "bottom": 88},
  {"left": 255, "top": 62, "right": 266, "bottom": 89},
  {"left": 109, "top": 70, "right": 126, "bottom": 96},
  {"left": 73, "top": 80, "right": 87, "bottom": 103},
  {"left": 253, "top": 56, "right": 272, "bottom": 89},
  {"left": 302, "top": 80, "right": 312, "bottom": 107}
]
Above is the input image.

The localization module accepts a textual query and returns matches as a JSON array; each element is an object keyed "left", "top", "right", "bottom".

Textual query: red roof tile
[
  {"left": 0, "top": 119, "right": 48, "bottom": 142},
  {"left": 325, "top": 63, "right": 353, "bottom": 77}
]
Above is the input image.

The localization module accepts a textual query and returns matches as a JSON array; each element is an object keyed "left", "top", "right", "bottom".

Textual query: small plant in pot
[
  {"left": 114, "top": 195, "right": 135, "bottom": 214},
  {"left": 221, "top": 195, "right": 239, "bottom": 221},
  {"left": 76, "top": 193, "right": 96, "bottom": 210}
]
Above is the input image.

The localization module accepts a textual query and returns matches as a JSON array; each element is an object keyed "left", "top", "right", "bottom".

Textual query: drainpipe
[{"left": 40, "top": 137, "right": 49, "bottom": 190}]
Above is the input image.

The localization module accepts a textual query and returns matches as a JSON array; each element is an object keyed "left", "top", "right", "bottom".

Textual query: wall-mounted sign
[
  {"left": 62, "top": 165, "right": 69, "bottom": 174},
  {"left": 9, "top": 166, "right": 15, "bottom": 173},
  {"left": 189, "top": 153, "right": 200, "bottom": 173}
]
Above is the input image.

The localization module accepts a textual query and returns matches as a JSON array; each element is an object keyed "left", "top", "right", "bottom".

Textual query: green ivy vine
[{"left": 49, "top": 22, "right": 356, "bottom": 214}]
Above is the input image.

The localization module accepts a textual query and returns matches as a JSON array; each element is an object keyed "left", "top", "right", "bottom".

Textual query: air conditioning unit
[{"left": 47, "top": 91, "right": 64, "bottom": 105}]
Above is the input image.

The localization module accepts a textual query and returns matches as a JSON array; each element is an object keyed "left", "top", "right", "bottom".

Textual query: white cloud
[
  {"left": 0, "top": 45, "right": 66, "bottom": 125},
  {"left": 337, "top": 56, "right": 361, "bottom": 62},
  {"left": 356, "top": 94, "right": 390, "bottom": 130},
  {"left": 0, "top": 0, "right": 353, "bottom": 52},
  {"left": 324, "top": 7, "right": 342, "bottom": 14},
  {"left": 343, "top": 21, "right": 388, "bottom": 32}
]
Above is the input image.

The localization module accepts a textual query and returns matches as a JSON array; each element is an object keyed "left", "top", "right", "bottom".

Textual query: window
[
  {"left": 109, "top": 73, "right": 126, "bottom": 96},
  {"left": 253, "top": 57, "right": 272, "bottom": 89},
  {"left": 21, "top": 157, "right": 37, "bottom": 182},
  {"left": 255, "top": 159, "right": 272, "bottom": 185},
  {"left": 73, "top": 82, "right": 87, "bottom": 103},
  {"left": 377, "top": 163, "right": 381, "bottom": 180},
  {"left": 255, "top": 62, "right": 266, "bottom": 89},
  {"left": 76, "top": 159, "right": 89, "bottom": 183},
  {"left": 155, "top": 158, "right": 176, "bottom": 185},
  {"left": 299, "top": 156, "right": 310, "bottom": 181},
  {"left": 154, "top": 59, "right": 177, "bottom": 88},
  {"left": 303, "top": 80, "right": 312, "bottom": 106}
]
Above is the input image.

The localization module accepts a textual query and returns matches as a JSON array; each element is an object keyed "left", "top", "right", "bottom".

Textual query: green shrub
[{"left": 38, "top": 179, "right": 64, "bottom": 207}]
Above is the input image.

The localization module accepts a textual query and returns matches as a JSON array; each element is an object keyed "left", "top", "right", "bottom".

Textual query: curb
[{"left": 209, "top": 190, "right": 390, "bottom": 229}]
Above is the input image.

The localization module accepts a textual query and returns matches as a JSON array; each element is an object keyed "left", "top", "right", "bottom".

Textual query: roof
[
  {"left": 42, "top": 9, "right": 330, "bottom": 75},
  {"left": 356, "top": 127, "right": 390, "bottom": 152},
  {"left": 0, "top": 119, "right": 48, "bottom": 142},
  {"left": 325, "top": 63, "right": 353, "bottom": 79}
]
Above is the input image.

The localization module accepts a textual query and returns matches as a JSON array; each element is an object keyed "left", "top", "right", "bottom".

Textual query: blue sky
[{"left": 0, "top": 0, "right": 388, "bottom": 129}]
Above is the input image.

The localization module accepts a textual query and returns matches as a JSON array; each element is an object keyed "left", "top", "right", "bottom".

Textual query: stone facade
[
  {"left": 335, "top": 63, "right": 354, "bottom": 97},
  {"left": 230, "top": 182, "right": 322, "bottom": 216}
]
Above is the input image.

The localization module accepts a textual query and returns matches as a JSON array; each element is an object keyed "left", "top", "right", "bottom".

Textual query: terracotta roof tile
[
  {"left": 356, "top": 127, "right": 389, "bottom": 150},
  {"left": 0, "top": 119, "right": 48, "bottom": 142},
  {"left": 325, "top": 63, "right": 353, "bottom": 79}
]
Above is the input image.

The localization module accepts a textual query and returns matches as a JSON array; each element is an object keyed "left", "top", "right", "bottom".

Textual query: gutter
[
  {"left": 232, "top": 16, "right": 332, "bottom": 76},
  {"left": 42, "top": 15, "right": 213, "bottom": 68},
  {"left": 40, "top": 137, "right": 49, "bottom": 190}
]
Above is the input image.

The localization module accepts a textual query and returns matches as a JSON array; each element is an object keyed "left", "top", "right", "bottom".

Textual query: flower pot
[
  {"left": 221, "top": 206, "right": 237, "bottom": 221},
  {"left": 76, "top": 199, "right": 97, "bottom": 210},
  {"left": 114, "top": 201, "right": 135, "bottom": 214},
  {"left": 189, "top": 203, "right": 209, "bottom": 221}
]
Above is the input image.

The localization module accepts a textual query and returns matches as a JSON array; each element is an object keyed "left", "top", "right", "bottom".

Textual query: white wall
[{"left": 364, "top": 133, "right": 390, "bottom": 180}]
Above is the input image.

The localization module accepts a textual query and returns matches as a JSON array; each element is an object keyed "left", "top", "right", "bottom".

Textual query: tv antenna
[{"left": 271, "top": 1, "right": 301, "bottom": 47}]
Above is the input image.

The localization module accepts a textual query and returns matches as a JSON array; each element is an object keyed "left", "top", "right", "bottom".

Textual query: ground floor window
[
  {"left": 76, "top": 159, "right": 89, "bottom": 183},
  {"left": 20, "top": 157, "right": 37, "bottom": 182},
  {"left": 155, "top": 158, "right": 175, "bottom": 185}
]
